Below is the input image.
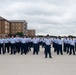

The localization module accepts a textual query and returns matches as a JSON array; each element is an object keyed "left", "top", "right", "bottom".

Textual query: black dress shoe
[
  {"left": 10, "top": 53, "right": 13, "bottom": 55},
  {"left": 49, "top": 56, "right": 52, "bottom": 58},
  {"left": 45, "top": 57, "right": 47, "bottom": 58},
  {"left": 21, "top": 53, "right": 23, "bottom": 55}
]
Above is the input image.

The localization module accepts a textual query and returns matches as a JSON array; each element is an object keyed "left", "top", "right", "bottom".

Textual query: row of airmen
[
  {"left": 0, "top": 35, "right": 76, "bottom": 58},
  {"left": 0, "top": 35, "right": 32, "bottom": 55},
  {"left": 52, "top": 37, "right": 76, "bottom": 55},
  {"left": 41, "top": 36, "right": 76, "bottom": 58}
]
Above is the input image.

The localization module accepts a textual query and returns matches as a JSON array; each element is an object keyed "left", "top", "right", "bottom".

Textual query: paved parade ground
[{"left": 0, "top": 47, "right": 76, "bottom": 75}]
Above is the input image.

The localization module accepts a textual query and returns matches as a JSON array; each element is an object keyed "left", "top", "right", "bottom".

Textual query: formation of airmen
[{"left": 0, "top": 34, "right": 76, "bottom": 58}]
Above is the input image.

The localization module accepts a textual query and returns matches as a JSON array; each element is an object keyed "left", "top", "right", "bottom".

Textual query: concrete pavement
[{"left": 0, "top": 47, "right": 76, "bottom": 75}]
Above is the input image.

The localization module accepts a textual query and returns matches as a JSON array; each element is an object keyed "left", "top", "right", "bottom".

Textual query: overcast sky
[{"left": 0, "top": 0, "right": 76, "bottom": 36}]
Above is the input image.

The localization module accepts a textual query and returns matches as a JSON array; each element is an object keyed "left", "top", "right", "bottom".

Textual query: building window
[
  {"left": 12, "top": 27, "right": 15, "bottom": 29},
  {"left": 12, "top": 31, "right": 15, "bottom": 34},
  {"left": 18, "top": 27, "right": 21, "bottom": 29},
  {"left": 12, "top": 24, "right": 15, "bottom": 26},
  {"left": 0, "top": 29, "right": 1, "bottom": 33},
  {"left": 19, "top": 23, "right": 21, "bottom": 26},
  {"left": 5, "top": 25, "right": 8, "bottom": 29},
  {"left": 8, "top": 26, "right": 9, "bottom": 29},
  {"left": 5, "top": 30, "right": 8, "bottom": 33},
  {"left": 5, "top": 21, "right": 8, "bottom": 25}
]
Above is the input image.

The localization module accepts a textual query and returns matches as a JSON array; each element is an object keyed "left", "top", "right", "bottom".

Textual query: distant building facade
[
  {"left": 10, "top": 20, "right": 27, "bottom": 35},
  {"left": 0, "top": 16, "right": 28, "bottom": 36},
  {"left": 0, "top": 17, "right": 10, "bottom": 36},
  {"left": 27, "top": 29, "right": 35, "bottom": 37}
]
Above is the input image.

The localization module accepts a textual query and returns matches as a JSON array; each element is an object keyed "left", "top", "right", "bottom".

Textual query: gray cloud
[{"left": 0, "top": 0, "right": 76, "bottom": 36}]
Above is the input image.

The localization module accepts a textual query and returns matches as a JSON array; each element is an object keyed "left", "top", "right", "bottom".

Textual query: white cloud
[{"left": 0, "top": 0, "right": 76, "bottom": 36}]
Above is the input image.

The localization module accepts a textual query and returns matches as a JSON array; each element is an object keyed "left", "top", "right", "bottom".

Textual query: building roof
[
  {"left": 0, "top": 16, "right": 27, "bottom": 23},
  {"left": 0, "top": 16, "right": 5, "bottom": 20},
  {"left": 28, "top": 29, "right": 35, "bottom": 31},
  {"left": 9, "top": 20, "right": 26, "bottom": 23},
  {"left": 0, "top": 16, "right": 10, "bottom": 22}
]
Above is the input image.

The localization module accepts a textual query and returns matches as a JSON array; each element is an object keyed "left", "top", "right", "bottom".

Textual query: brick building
[
  {"left": 0, "top": 17, "right": 10, "bottom": 36},
  {"left": 10, "top": 20, "right": 27, "bottom": 35},
  {"left": 0, "top": 16, "right": 27, "bottom": 36},
  {"left": 27, "top": 29, "right": 35, "bottom": 37}
]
